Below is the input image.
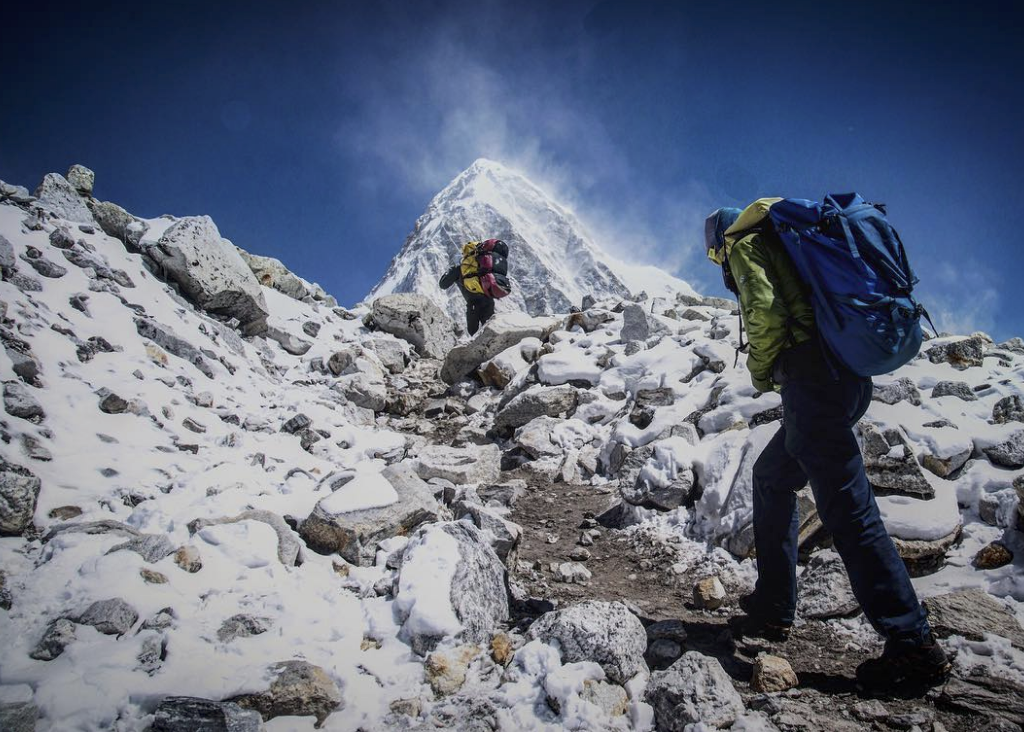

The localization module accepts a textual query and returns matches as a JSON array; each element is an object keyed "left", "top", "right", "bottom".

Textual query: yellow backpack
[{"left": 460, "top": 241, "right": 486, "bottom": 295}]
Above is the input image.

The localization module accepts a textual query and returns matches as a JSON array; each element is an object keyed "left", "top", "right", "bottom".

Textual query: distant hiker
[
  {"left": 704, "top": 199, "right": 950, "bottom": 691},
  {"left": 439, "top": 239, "right": 512, "bottom": 336}
]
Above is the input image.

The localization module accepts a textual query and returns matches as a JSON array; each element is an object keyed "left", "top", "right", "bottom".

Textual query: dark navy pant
[{"left": 751, "top": 341, "right": 930, "bottom": 646}]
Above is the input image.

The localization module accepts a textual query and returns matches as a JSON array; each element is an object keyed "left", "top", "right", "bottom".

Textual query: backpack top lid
[{"left": 704, "top": 207, "right": 741, "bottom": 265}]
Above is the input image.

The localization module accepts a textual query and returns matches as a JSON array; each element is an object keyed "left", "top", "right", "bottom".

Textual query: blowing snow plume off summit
[{"left": 366, "top": 158, "right": 697, "bottom": 326}]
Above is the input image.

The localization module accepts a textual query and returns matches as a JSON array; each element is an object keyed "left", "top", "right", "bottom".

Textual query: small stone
[
  {"left": 76, "top": 598, "right": 138, "bottom": 635},
  {"left": 389, "top": 698, "right": 422, "bottom": 718},
  {"left": 425, "top": 644, "right": 479, "bottom": 696},
  {"left": 984, "top": 430, "right": 1024, "bottom": 469},
  {"left": 3, "top": 381, "right": 44, "bottom": 422},
  {"left": 140, "top": 568, "right": 169, "bottom": 584},
  {"left": 931, "top": 380, "right": 978, "bottom": 401},
  {"left": 693, "top": 576, "right": 727, "bottom": 610},
  {"left": 974, "top": 541, "right": 1014, "bottom": 570},
  {"left": 182, "top": 418, "right": 206, "bottom": 434},
  {"left": 491, "top": 632, "right": 515, "bottom": 667},
  {"left": 579, "top": 679, "right": 629, "bottom": 717},
  {"left": 229, "top": 660, "right": 342, "bottom": 727},
  {"left": 151, "top": 697, "right": 262, "bottom": 732},
  {"left": 194, "top": 391, "right": 214, "bottom": 408},
  {"left": 48, "top": 505, "right": 82, "bottom": 520},
  {"left": 67, "top": 164, "right": 95, "bottom": 195},
  {"left": 98, "top": 392, "right": 129, "bottom": 414},
  {"left": 648, "top": 638, "right": 683, "bottom": 666},
  {"left": 569, "top": 547, "right": 592, "bottom": 562},
  {"left": 751, "top": 654, "right": 799, "bottom": 692},
  {"left": 174, "top": 545, "right": 202, "bottom": 573},
  {"left": 992, "top": 395, "right": 1024, "bottom": 424},
  {"left": 303, "top": 321, "right": 321, "bottom": 338},
  {"left": 556, "top": 562, "right": 592, "bottom": 584},
  {"left": 141, "top": 607, "right": 178, "bottom": 632},
  {"left": 48, "top": 227, "right": 76, "bottom": 249},
  {"left": 872, "top": 377, "right": 921, "bottom": 406},
  {"left": 280, "top": 413, "right": 312, "bottom": 434},
  {"left": 137, "top": 634, "right": 165, "bottom": 675},
  {"left": 29, "top": 618, "right": 77, "bottom": 660},
  {"left": 218, "top": 614, "right": 271, "bottom": 642}
]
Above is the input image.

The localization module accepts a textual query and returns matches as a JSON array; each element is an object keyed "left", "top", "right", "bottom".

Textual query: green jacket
[{"left": 724, "top": 198, "right": 815, "bottom": 392}]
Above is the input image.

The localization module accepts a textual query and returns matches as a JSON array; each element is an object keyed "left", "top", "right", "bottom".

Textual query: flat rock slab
[
  {"left": 230, "top": 660, "right": 342, "bottom": 727},
  {"left": 441, "top": 313, "right": 560, "bottom": 384},
  {"left": 797, "top": 550, "right": 859, "bottom": 619},
  {"left": 924, "top": 589, "right": 1024, "bottom": 648},
  {"left": 494, "top": 385, "right": 578, "bottom": 431},
  {"left": 413, "top": 444, "right": 501, "bottom": 485},
  {"left": 151, "top": 697, "right": 263, "bottom": 732},
  {"left": 300, "top": 463, "right": 438, "bottom": 566}
]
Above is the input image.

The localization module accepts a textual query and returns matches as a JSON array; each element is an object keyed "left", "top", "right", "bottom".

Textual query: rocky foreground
[{"left": 0, "top": 167, "right": 1023, "bottom": 731}]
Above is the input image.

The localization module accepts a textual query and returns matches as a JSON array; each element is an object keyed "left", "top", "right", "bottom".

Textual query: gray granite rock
[
  {"left": 151, "top": 697, "right": 264, "bottom": 732},
  {"left": 300, "top": 463, "right": 438, "bottom": 566},
  {"left": 76, "top": 598, "right": 138, "bottom": 636},
  {"left": 135, "top": 318, "right": 215, "bottom": 378},
  {"left": 872, "top": 377, "right": 921, "bottom": 406},
  {"left": 494, "top": 385, "right": 577, "bottom": 431},
  {"left": 0, "top": 234, "right": 15, "bottom": 275},
  {"left": 0, "top": 701, "right": 38, "bottom": 732},
  {"left": 0, "top": 459, "right": 41, "bottom": 536},
  {"left": 217, "top": 614, "right": 272, "bottom": 642},
  {"left": 984, "top": 430, "right": 1024, "bottom": 469},
  {"left": 22, "top": 253, "right": 67, "bottom": 279},
  {"left": 451, "top": 500, "right": 522, "bottom": 567},
  {"left": 646, "top": 651, "right": 744, "bottom": 730},
  {"left": 265, "top": 326, "right": 312, "bottom": 356},
  {"left": 48, "top": 226, "right": 76, "bottom": 249},
  {"left": 89, "top": 200, "right": 148, "bottom": 250},
  {"left": 859, "top": 423, "right": 934, "bottom": 498},
  {"left": 527, "top": 601, "right": 646, "bottom": 684},
  {"left": 238, "top": 250, "right": 309, "bottom": 300},
  {"left": 892, "top": 526, "right": 961, "bottom": 576},
  {"left": 367, "top": 294, "right": 455, "bottom": 360},
  {"left": 622, "top": 462, "right": 695, "bottom": 511},
  {"left": 620, "top": 304, "right": 669, "bottom": 342},
  {"left": 396, "top": 520, "right": 510, "bottom": 655},
  {"left": 992, "top": 395, "right": 1024, "bottom": 424},
  {"left": 145, "top": 216, "right": 268, "bottom": 333},
  {"left": 66, "top": 165, "right": 95, "bottom": 195},
  {"left": 931, "top": 380, "right": 977, "bottom": 401},
  {"left": 924, "top": 589, "right": 1024, "bottom": 648},
  {"left": 440, "top": 314, "right": 559, "bottom": 384},
  {"left": 106, "top": 534, "right": 176, "bottom": 563},
  {"left": 926, "top": 336, "right": 986, "bottom": 369},
  {"left": 413, "top": 444, "right": 500, "bottom": 485},
  {"left": 3, "top": 381, "right": 44, "bottom": 421},
  {"left": 797, "top": 550, "right": 858, "bottom": 619},
  {"left": 34, "top": 172, "right": 94, "bottom": 223},
  {"left": 29, "top": 618, "right": 77, "bottom": 661}
]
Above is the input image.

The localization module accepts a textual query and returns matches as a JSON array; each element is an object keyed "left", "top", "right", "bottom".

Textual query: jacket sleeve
[
  {"left": 439, "top": 265, "right": 459, "bottom": 290},
  {"left": 728, "top": 236, "right": 791, "bottom": 392}
]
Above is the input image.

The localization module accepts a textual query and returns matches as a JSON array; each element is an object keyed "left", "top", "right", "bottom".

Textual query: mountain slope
[{"left": 366, "top": 158, "right": 697, "bottom": 325}]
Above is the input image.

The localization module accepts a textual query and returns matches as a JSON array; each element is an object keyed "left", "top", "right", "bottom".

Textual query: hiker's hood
[{"left": 723, "top": 197, "right": 784, "bottom": 250}]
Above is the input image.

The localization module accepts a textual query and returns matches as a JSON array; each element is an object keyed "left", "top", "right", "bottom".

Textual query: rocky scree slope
[
  {"left": 365, "top": 158, "right": 697, "bottom": 328},
  {"left": 0, "top": 166, "right": 1023, "bottom": 732}
]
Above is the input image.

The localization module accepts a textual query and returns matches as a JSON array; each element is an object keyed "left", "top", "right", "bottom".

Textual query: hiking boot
[
  {"left": 855, "top": 633, "right": 951, "bottom": 692},
  {"left": 730, "top": 613, "right": 793, "bottom": 642},
  {"left": 732, "top": 593, "right": 793, "bottom": 641}
]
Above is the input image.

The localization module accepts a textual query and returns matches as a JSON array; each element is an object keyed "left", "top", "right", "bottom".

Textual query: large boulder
[
  {"left": 394, "top": 521, "right": 510, "bottom": 655},
  {"left": 34, "top": 172, "right": 94, "bottom": 223},
  {"left": 620, "top": 304, "right": 670, "bottom": 342},
  {"left": 926, "top": 336, "right": 986, "bottom": 369},
  {"left": 413, "top": 444, "right": 501, "bottom": 485},
  {"left": 645, "top": 651, "right": 745, "bottom": 730},
  {"left": 238, "top": 250, "right": 308, "bottom": 300},
  {"left": 367, "top": 294, "right": 455, "bottom": 360},
  {"left": 494, "top": 385, "right": 578, "bottom": 431},
  {"left": 144, "top": 216, "right": 269, "bottom": 333},
  {"left": 0, "top": 458, "right": 42, "bottom": 535},
  {"left": 527, "top": 601, "right": 647, "bottom": 684},
  {"left": 89, "top": 200, "right": 148, "bottom": 250},
  {"left": 299, "top": 463, "right": 438, "bottom": 566},
  {"left": 441, "top": 313, "right": 560, "bottom": 384},
  {"left": 66, "top": 164, "right": 95, "bottom": 195}
]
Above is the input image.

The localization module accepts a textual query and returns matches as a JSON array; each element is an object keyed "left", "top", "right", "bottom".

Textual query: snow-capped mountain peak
[{"left": 366, "top": 159, "right": 695, "bottom": 324}]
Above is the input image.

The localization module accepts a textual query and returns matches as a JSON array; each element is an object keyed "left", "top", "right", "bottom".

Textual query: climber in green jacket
[{"left": 704, "top": 199, "right": 949, "bottom": 692}]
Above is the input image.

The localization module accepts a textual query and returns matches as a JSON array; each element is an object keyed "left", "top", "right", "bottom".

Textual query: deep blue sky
[{"left": 2, "top": 0, "right": 1022, "bottom": 340}]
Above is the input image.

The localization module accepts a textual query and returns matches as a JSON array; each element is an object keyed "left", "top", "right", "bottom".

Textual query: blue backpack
[{"left": 767, "top": 193, "right": 934, "bottom": 377}]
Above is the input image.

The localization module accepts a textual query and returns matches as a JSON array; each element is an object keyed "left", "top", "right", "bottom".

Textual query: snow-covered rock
[
  {"left": 144, "top": 216, "right": 269, "bottom": 333},
  {"left": 394, "top": 520, "right": 510, "bottom": 655},
  {"left": 441, "top": 312, "right": 560, "bottom": 384},
  {"left": 34, "top": 172, "right": 94, "bottom": 223},
  {"left": 366, "top": 293, "right": 455, "bottom": 359},
  {"left": 494, "top": 384, "right": 578, "bottom": 431},
  {"left": 645, "top": 651, "right": 745, "bottom": 730},
  {"left": 527, "top": 601, "right": 647, "bottom": 684},
  {"left": 300, "top": 463, "right": 438, "bottom": 565}
]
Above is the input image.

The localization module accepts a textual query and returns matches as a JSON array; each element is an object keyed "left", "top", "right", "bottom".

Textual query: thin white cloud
[{"left": 924, "top": 260, "right": 999, "bottom": 337}]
